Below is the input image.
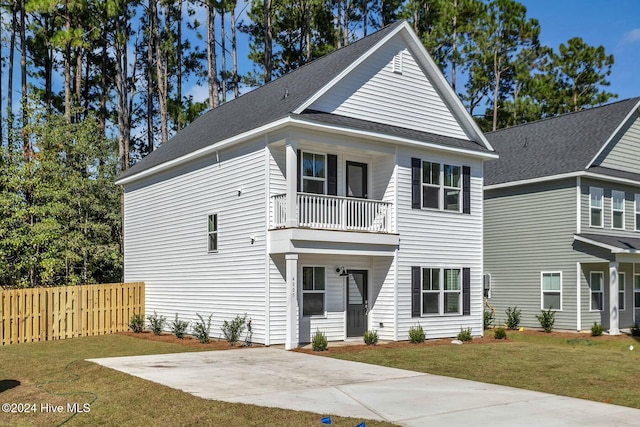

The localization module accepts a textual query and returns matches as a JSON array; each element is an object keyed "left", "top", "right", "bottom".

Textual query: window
[
  {"left": 635, "top": 275, "right": 640, "bottom": 310},
  {"left": 420, "top": 268, "right": 461, "bottom": 315},
  {"left": 302, "top": 266, "right": 325, "bottom": 316},
  {"left": 612, "top": 190, "right": 625, "bottom": 229},
  {"left": 301, "top": 152, "right": 326, "bottom": 194},
  {"left": 619, "top": 273, "right": 625, "bottom": 311},
  {"left": 590, "top": 272, "right": 604, "bottom": 311},
  {"left": 635, "top": 194, "right": 640, "bottom": 231},
  {"left": 589, "top": 187, "right": 603, "bottom": 227},
  {"left": 541, "top": 272, "right": 562, "bottom": 310},
  {"left": 207, "top": 214, "right": 218, "bottom": 252},
  {"left": 421, "top": 161, "right": 461, "bottom": 212}
]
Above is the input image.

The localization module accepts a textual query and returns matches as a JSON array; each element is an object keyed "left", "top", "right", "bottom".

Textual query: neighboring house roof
[
  {"left": 117, "top": 21, "right": 493, "bottom": 185},
  {"left": 484, "top": 97, "right": 640, "bottom": 186},
  {"left": 574, "top": 233, "right": 640, "bottom": 253}
]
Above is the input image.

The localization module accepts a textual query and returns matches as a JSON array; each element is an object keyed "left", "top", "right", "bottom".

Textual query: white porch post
[
  {"left": 609, "top": 262, "right": 620, "bottom": 335},
  {"left": 285, "top": 253, "right": 299, "bottom": 350},
  {"left": 285, "top": 140, "right": 299, "bottom": 228}
]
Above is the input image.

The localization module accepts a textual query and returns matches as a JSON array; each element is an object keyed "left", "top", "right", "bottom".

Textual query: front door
[
  {"left": 347, "top": 270, "right": 368, "bottom": 337},
  {"left": 346, "top": 161, "right": 368, "bottom": 199}
]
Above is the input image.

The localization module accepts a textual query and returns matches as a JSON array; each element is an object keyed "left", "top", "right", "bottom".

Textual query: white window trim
[
  {"left": 420, "top": 267, "right": 462, "bottom": 316},
  {"left": 611, "top": 190, "right": 625, "bottom": 230},
  {"left": 619, "top": 272, "right": 626, "bottom": 311},
  {"left": 301, "top": 151, "right": 327, "bottom": 194},
  {"left": 589, "top": 187, "right": 603, "bottom": 228},
  {"left": 421, "top": 161, "right": 462, "bottom": 213},
  {"left": 207, "top": 213, "right": 218, "bottom": 253},
  {"left": 590, "top": 271, "right": 604, "bottom": 312},
  {"left": 302, "top": 265, "right": 326, "bottom": 317},
  {"left": 540, "top": 271, "right": 563, "bottom": 311},
  {"left": 635, "top": 194, "right": 640, "bottom": 232}
]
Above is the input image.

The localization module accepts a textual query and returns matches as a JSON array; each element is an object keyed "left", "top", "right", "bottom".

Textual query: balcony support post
[{"left": 285, "top": 140, "right": 299, "bottom": 228}]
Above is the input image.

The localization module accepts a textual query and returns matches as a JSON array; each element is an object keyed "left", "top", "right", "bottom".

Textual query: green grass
[
  {"left": 324, "top": 332, "right": 640, "bottom": 408},
  {"left": 0, "top": 335, "right": 395, "bottom": 427}
]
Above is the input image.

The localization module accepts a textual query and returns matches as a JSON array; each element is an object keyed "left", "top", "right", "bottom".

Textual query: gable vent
[{"left": 392, "top": 52, "right": 403, "bottom": 74}]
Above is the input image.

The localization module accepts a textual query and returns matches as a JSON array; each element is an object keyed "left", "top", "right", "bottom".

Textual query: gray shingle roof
[
  {"left": 575, "top": 233, "right": 640, "bottom": 252},
  {"left": 484, "top": 98, "right": 640, "bottom": 186}
]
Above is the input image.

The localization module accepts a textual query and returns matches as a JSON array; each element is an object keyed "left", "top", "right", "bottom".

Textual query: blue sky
[{"left": 520, "top": 0, "right": 640, "bottom": 101}]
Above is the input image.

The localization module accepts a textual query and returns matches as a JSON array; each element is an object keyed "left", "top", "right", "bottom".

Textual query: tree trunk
[
  {"left": 64, "top": 0, "right": 72, "bottom": 122},
  {"left": 147, "top": 0, "right": 156, "bottom": 153},
  {"left": 20, "top": 0, "right": 27, "bottom": 150},
  {"left": 232, "top": 5, "right": 239, "bottom": 98},
  {"left": 177, "top": 0, "right": 183, "bottom": 130},
  {"left": 451, "top": 0, "right": 457, "bottom": 93},
  {"left": 207, "top": 2, "right": 219, "bottom": 108},
  {"left": 492, "top": 51, "right": 500, "bottom": 132},
  {"left": 156, "top": 1, "right": 169, "bottom": 145},
  {"left": 7, "top": 0, "right": 16, "bottom": 145},
  {"left": 220, "top": 8, "right": 227, "bottom": 103},
  {"left": 264, "top": 0, "right": 272, "bottom": 82}
]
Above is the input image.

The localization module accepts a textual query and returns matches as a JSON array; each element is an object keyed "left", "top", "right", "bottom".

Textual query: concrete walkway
[{"left": 89, "top": 348, "right": 640, "bottom": 426}]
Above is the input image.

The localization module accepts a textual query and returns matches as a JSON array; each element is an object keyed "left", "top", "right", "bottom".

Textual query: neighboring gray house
[
  {"left": 484, "top": 97, "right": 640, "bottom": 333},
  {"left": 116, "top": 21, "right": 497, "bottom": 349}
]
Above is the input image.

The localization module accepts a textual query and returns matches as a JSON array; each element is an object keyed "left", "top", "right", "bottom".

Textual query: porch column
[
  {"left": 285, "top": 140, "right": 299, "bottom": 228},
  {"left": 609, "top": 262, "right": 620, "bottom": 335},
  {"left": 285, "top": 253, "right": 299, "bottom": 350}
]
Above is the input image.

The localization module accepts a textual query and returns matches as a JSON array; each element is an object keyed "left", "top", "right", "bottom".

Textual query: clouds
[{"left": 621, "top": 28, "right": 640, "bottom": 44}]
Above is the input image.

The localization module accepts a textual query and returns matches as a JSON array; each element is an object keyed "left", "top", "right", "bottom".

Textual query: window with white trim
[
  {"left": 635, "top": 275, "right": 640, "bottom": 310},
  {"left": 421, "top": 161, "right": 461, "bottom": 212},
  {"left": 207, "top": 214, "right": 218, "bottom": 252},
  {"left": 302, "top": 266, "right": 325, "bottom": 316},
  {"left": 635, "top": 194, "right": 640, "bottom": 231},
  {"left": 619, "top": 272, "right": 625, "bottom": 311},
  {"left": 420, "top": 268, "right": 461, "bottom": 315},
  {"left": 301, "top": 152, "right": 326, "bottom": 194},
  {"left": 590, "top": 272, "right": 604, "bottom": 311},
  {"left": 589, "top": 187, "right": 603, "bottom": 227},
  {"left": 612, "top": 190, "right": 625, "bottom": 229},
  {"left": 541, "top": 272, "right": 562, "bottom": 310}
]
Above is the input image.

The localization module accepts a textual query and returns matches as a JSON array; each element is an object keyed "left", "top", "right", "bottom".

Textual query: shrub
[
  {"left": 363, "top": 330, "right": 378, "bottom": 345},
  {"left": 408, "top": 325, "right": 425, "bottom": 344},
  {"left": 221, "top": 314, "right": 247, "bottom": 346},
  {"left": 147, "top": 311, "right": 167, "bottom": 335},
  {"left": 494, "top": 327, "right": 507, "bottom": 339},
  {"left": 193, "top": 313, "right": 213, "bottom": 343},
  {"left": 171, "top": 314, "right": 189, "bottom": 339},
  {"left": 457, "top": 327, "right": 473, "bottom": 342},
  {"left": 484, "top": 309, "right": 495, "bottom": 329},
  {"left": 129, "top": 313, "right": 144, "bottom": 333},
  {"left": 631, "top": 323, "right": 640, "bottom": 337},
  {"left": 311, "top": 329, "right": 328, "bottom": 351},
  {"left": 505, "top": 306, "right": 522, "bottom": 330},
  {"left": 591, "top": 322, "right": 603, "bottom": 337},
  {"left": 535, "top": 308, "right": 556, "bottom": 333}
]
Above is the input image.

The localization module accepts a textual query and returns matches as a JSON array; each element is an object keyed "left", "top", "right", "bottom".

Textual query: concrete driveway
[{"left": 89, "top": 348, "right": 640, "bottom": 426}]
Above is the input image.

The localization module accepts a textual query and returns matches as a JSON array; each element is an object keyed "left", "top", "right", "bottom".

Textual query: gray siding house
[
  {"left": 484, "top": 98, "right": 640, "bottom": 333},
  {"left": 116, "top": 22, "right": 496, "bottom": 349}
]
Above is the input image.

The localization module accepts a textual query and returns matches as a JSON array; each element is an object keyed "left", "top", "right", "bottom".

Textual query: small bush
[
  {"left": 631, "top": 323, "right": 640, "bottom": 337},
  {"left": 221, "top": 314, "right": 247, "bottom": 346},
  {"left": 408, "top": 324, "right": 425, "bottom": 343},
  {"left": 591, "top": 322, "right": 603, "bottom": 337},
  {"left": 147, "top": 311, "right": 167, "bottom": 335},
  {"left": 536, "top": 308, "right": 555, "bottom": 333},
  {"left": 129, "top": 313, "right": 144, "bottom": 333},
  {"left": 171, "top": 314, "right": 189, "bottom": 339},
  {"left": 505, "top": 306, "right": 522, "bottom": 330},
  {"left": 457, "top": 327, "right": 473, "bottom": 342},
  {"left": 193, "top": 313, "right": 213, "bottom": 343},
  {"left": 484, "top": 309, "right": 495, "bottom": 329},
  {"left": 311, "top": 329, "right": 328, "bottom": 351},
  {"left": 494, "top": 327, "right": 507, "bottom": 339},
  {"left": 363, "top": 330, "right": 378, "bottom": 345}
]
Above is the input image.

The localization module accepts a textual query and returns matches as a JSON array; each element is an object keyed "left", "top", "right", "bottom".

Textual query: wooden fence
[{"left": 1, "top": 282, "right": 144, "bottom": 345}]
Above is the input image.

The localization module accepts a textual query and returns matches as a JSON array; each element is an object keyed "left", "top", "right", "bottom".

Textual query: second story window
[
  {"left": 421, "top": 161, "right": 461, "bottom": 212},
  {"left": 589, "top": 187, "right": 603, "bottom": 227},
  {"left": 421, "top": 161, "right": 440, "bottom": 209},
  {"left": 612, "top": 190, "right": 625, "bottom": 229},
  {"left": 635, "top": 194, "right": 640, "bottom": 231},
  {"left": 302, "top": 152, "right": 326, "bottom": 194}
]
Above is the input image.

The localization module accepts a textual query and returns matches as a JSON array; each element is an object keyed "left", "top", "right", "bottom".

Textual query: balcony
[{"left": 271, "top": 193, "right": 393, "bottom": 233}]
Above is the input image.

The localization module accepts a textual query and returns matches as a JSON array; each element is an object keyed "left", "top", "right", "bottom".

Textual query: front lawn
[
  {"left": 319, "top": 330, "right": 640, "bottom": 409},
  {"left": 0, "top": 335, "right": 394, "bottom": 427}
]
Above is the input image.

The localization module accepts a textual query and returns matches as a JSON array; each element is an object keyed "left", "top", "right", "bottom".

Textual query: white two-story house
[{"left": 116, "top": 21, "right": 496, "bottom": 349}]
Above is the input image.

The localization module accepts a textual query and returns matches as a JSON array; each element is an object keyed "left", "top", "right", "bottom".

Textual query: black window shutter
[
  {"left": 411, "top": 158, "right": 421, "bottom": 209},
  {"left": 296, "top": 149, "right": 301, "bottom": 192},
  {"left": 463, "top": 166, "right": 471, "bottom": 214},
  {"left": 411, "top": 266, "right": 421, "bottom": 317},
  {"left": 327, "top": 154, "right": 337, "bottom": 195},
  {"left": 463, "top": 267, "right": 471, "bottom": 315}
]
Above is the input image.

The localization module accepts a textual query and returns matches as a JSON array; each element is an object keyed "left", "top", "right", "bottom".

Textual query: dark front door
[
  {"left": 346, "top": 161, "right": 368, "bottom": 199},
  {"left": 347, "top": 270, "right": 368, "bottom": 337}
]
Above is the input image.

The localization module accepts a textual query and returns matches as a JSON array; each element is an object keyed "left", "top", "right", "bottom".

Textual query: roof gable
[{"left": 591, "top": 107, "right": 640, "bottom": 175}]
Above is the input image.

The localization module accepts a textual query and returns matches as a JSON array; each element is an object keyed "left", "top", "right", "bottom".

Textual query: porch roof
[{"left": 574, "top": 233, "right": 640, "bottom": 253}]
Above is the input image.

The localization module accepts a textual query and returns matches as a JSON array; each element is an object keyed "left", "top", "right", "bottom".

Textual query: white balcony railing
[{"left": 271, "top": 193, "right": 393, "bottom": 233}]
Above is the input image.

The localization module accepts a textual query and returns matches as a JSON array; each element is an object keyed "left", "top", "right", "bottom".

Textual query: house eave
[{"left": 485, "top": 170, "right": 640, "bottom": 191}]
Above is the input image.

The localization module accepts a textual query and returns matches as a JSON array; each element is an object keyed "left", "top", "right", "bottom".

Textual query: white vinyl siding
[
  {"left": 541, "top": 272, "right": 562, "bottom": 311},
  {"left": 619, "top": 273, "right": 626, "bottom": 311},
  {"left": 611, "top": 190, "right": 625, "bottom": 230},
  {"left": 590, "top": 272, "right": 604, "bottom": 311},
  {"left": 590, "top": 187, "right": 603, "bottom": 227}
]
